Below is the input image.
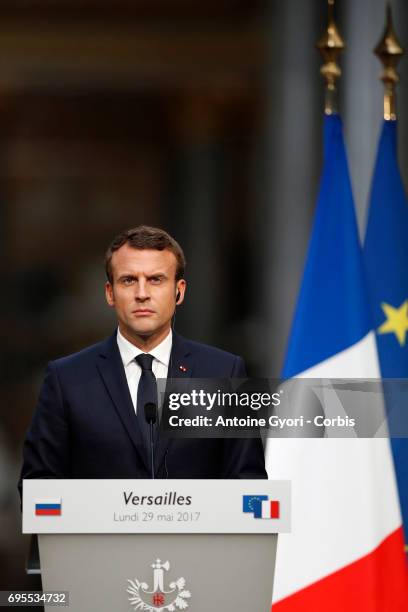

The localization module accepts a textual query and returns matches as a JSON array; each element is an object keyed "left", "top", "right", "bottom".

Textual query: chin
[{"left": 130, "top": 326, "right": 155, "bottom": 337}]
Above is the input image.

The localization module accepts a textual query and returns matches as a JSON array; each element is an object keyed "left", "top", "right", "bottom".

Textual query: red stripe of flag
[
  {"left": 35, "top": 508, "right": 61, "bottom": 516},
  {"left": 271, "top": 501, "right": 280, "bottom": 519},
  {"left": 271, "top": 527, "right": 408, "bottom": 611}
]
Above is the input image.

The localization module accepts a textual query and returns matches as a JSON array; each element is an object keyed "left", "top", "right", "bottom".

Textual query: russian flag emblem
[{"left": 35, "top": 499, "right": 62, "bottom": 516}]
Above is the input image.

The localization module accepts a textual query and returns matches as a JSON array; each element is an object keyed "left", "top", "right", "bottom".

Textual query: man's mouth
[{"left": 132, "top": 309, "right": 154, "bottom": 316}]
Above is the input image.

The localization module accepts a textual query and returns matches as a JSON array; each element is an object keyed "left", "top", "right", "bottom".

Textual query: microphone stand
[{"left": 144, "top": 403, "right": 157, "bottom": 479}]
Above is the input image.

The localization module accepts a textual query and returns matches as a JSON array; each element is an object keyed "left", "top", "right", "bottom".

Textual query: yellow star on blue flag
[{"left": 377, "top": 300, "right": 408, "bottom": 347}]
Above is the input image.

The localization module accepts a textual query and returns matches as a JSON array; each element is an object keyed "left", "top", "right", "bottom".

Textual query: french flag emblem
[
  {"left": 257, "top": 500, "right": 280, "bottom": 519},
  {"left": 35, "top": 499, "right": 62, "bottom": 516}
]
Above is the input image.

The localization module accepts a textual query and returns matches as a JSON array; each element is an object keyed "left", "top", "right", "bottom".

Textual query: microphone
[{"left": 144, "top": 402, "right": 157, "bottom": 479}]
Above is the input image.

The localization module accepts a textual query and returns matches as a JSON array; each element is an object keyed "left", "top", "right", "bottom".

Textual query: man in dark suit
[{"left": 20, "top": 226, "right": 266, "bottom": 483}]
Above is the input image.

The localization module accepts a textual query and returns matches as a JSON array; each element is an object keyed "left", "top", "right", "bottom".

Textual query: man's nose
[{"left": 135, "top": 279, "right": 150, "bottom": 301}]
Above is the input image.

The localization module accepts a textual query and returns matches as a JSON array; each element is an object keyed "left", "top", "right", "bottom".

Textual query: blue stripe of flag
[
  {"left": 282, "top": 114, "right": 371, "bottom": 378},
  {"left": 35, "top": 504, "right": 61, "bottom": 509}
]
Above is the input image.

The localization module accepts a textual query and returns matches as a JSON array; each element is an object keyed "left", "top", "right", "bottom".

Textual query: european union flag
[
  {"left": 242, "top": 495, "right": 268, "bottom": 514},
  {"left": 364, "top": 119, "right": 408, "bottom": 547}
]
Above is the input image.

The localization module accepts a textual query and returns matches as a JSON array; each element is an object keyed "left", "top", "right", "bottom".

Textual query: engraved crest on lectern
[{"left": 127, "top": 559, "right": 191, "bottom": 611}]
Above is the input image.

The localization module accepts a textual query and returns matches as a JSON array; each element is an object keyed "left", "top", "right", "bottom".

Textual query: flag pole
[
  {"left": 374, "top": 1, "right": 404, "bottom": 121},
  {"left": 316, "top": 0, "right": 345, "bottom": 115}
]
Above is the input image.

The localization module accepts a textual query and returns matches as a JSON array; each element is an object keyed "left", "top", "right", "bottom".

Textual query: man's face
[{"left": 105, "top": 245, "right": 186, "bottom": 346}]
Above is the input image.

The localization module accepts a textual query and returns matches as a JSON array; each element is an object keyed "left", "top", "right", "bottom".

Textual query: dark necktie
[{"left": 135, "top": 354, "right": 157, "bottom": 448}]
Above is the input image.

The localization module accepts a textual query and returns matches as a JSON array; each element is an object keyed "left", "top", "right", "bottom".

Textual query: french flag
[
  {"left": 35, "top": 499, "right": 62, "bottom": 516},
  {"left": 260, "top": 500, "right": 280, "bottom": 520},
  {"left": 252, "top": 499, "right": 280, "bottom": 519},
  {"left": 265, "top": 115, "right": 408, "bottom": 611}
]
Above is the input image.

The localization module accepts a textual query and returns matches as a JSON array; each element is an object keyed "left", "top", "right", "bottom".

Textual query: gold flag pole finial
[
  {"left": 374, "top": 1, "right": 404, "bottom": 120},
  {"left": 316, "top": 0, "right": 345, "bottom": 115}
]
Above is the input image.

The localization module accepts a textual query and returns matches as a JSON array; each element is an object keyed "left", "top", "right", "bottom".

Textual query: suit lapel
[
  {"left": 96, "top": 333, "right": 150, "bottom": 473},
  {"left": 155, "top": 332, "right": 193, "bottom": 472},
  {"left": 168, "top": 332, "right": 194, "bottom": 379}
]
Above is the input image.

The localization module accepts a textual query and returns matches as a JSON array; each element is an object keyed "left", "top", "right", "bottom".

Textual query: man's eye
[
  {"left": 150, "top": 277, "right": 162, "bottom": 284},
  {"left": 123, "top": 277, "right": 135, "bottom": 285}
]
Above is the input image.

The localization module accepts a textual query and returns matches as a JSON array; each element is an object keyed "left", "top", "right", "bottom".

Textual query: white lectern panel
[{"left": 23, "top": 479, "right": 290, "bottom": 534}]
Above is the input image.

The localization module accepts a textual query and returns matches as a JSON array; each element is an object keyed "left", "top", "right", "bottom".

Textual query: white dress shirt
[{"left": 116, "top": 328, "right": 172, "bottom": 414}]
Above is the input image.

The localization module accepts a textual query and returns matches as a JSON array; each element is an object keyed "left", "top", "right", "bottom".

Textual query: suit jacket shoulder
[
  {"left": 170, "top": 333, "right": 246, "bottom": 378},
  {"left": 179, "top": 337, "right": 239, "bottom": 360},
  {"left": 52, "top": 336, "right": 111, "bottom": 369}
]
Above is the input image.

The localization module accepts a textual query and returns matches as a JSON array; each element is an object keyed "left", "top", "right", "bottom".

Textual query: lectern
[{"left": 23, "top": 480, "right": 290, "bottom": 612}]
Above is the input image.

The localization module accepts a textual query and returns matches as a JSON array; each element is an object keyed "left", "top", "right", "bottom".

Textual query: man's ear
[
  {"left": 105, "top": 282, "right": 115, "bottom": 307},
  {"left": 175, "top": 279, "right": 186, "bottom": 305}
]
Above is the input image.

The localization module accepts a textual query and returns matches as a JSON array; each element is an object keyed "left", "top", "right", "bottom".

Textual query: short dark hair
[{"left": 105, "top": 225, "right": 186, "bottom": 284}]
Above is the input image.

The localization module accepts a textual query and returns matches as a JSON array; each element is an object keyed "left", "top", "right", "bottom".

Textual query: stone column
[
  {"left": 167, "top": 94, "right": 225, "bottom": 344},
  {"left": 255, "top": 0, "right": 321, "bottom": 376}
]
